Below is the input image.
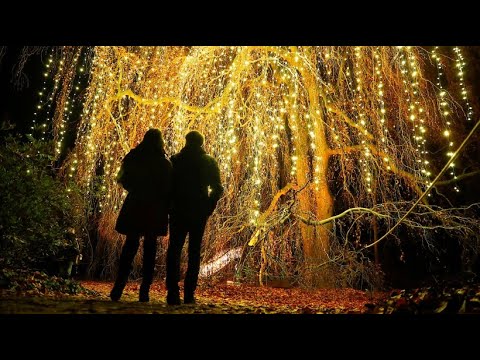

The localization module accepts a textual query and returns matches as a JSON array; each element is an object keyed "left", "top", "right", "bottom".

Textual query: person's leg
[
  {"left": 110, "top": 234, "right": 140, "bottom": 301},
  {"left": 184, "top": 216, "right": 208, "bottom": 304},
  {"left": 140, "top": 233, "right": 158, "bottom": 302},
  {"left": 165, "top": 214, "right": 188, "bottom": 304}
]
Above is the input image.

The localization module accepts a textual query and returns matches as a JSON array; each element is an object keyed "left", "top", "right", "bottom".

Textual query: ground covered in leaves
[
  {"left": 1, "top": 269, "right": 479, "bottom": 314},
  {"left": 0, "top": 271, "right": 385, "bottom": 314},
  {"left": 0, "top": 280, "right": 384, "bottom": 314}
]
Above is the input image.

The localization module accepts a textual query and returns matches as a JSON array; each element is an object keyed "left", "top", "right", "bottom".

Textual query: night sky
[{"left": 0, "top": 47, "right": 43, "bottom": 134}]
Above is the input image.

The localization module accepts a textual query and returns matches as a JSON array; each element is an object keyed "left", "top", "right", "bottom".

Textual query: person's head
[
  {"left": 141, "top": 128, "right": 164, "bottom": 151},
  {"left": 185, "top": 130, "right": 204, "bottom": 148}
]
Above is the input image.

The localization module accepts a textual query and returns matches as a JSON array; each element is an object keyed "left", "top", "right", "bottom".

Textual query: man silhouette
[
  {"left": 110, "top": 128, "right": 172, "bottom": 302},
  {"left": 166, "top": 131, "right": 223, "bottom": 305}
]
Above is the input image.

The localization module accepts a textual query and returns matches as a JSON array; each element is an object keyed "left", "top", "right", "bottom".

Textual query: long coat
[{"left": 115, "top": 146, "right": 172, "bottom": 236}]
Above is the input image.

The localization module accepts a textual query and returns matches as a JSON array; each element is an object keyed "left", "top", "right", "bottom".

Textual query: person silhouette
[
  {"left": 110, "top": 128, "right": 172, "bottom": 302},
  {"left": 166, "top": 130, "right": 223, "bottom": 305}
]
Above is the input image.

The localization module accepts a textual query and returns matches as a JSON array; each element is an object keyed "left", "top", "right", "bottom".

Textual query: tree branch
[
  {"left": 435, "top": 170, "right": 480, "bottom": 186},
  {"left": 327, "top": 107, "right": 375, "bottom": 141},
  {"left": 248, "top": 182, "right": 296, "bottom": 247},
  {"left": 328, "top": 144, "right": 426, "bottom": 199},
  {"left": 364, "top": 116, "right": 480, "bottom": 250},
  {"left": 294, "top": 207, "right": 389, "bottom": 226}
]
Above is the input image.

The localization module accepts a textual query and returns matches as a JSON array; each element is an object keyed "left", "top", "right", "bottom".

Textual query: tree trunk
[
  {"left": 295, "top": 152, "right": 334, "bottom": 287},
  {"left": 291, "top": 48, "right": 334, "bottom": 287}
]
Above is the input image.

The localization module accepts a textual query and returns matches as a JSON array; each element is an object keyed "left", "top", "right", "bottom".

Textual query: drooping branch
[
  {"left": 0, "top": 46, "right": 6, "bottom": 65},
  {"left": 328, "top": 144, "right": 426, "bottom": 199},
  {"left": 47, "top": 46, "right": 479, "bottom": 284},
  {"left": 365, "top": 116, "right": 480, "bottom": 250},
  {"left": 14, "top": 46, "right": 53, "bottom": 90}
]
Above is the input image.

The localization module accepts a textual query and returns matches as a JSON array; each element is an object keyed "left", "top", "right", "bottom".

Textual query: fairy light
[
  {"left": 453, "top": 47, "right": 473, "bottom": 122},
  {"left": 55, "top": 49, "right": 87, "bottom": 159},
  {"left": 31, "top": 49, "right": 56, "bottom": 138},
  {"left": 400, "top": 47, "right": 431, "bottom": 188},
  {"left": 39, "top": 46, "right": 473, "bottom": 268},
  {"left": 288, "top": 84, "right": 299, "bottom": 178},
  {"left": 449, "top": 47, "right": 473, "bottom": 194},
  {"left": 250, "top": 113, "right": 262, "bottom": 225},
  {"left": 352, "top": 46, "right": 373, "bottom": 194},
  {"left": 431, "top": 46, "right": 460, "bottom": 192},
  {"left": 374, "top": 47, "right": 390, "bottom": 169}
]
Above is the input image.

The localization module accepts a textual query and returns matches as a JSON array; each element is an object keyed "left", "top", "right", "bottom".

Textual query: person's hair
[
  {"left": 140, "top": 128, "right": 164, "bottom": 152},
  {"left": 185, "top": 130, "right": 204, "bottom": 147}
]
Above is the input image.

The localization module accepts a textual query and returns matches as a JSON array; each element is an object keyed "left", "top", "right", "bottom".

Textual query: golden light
[{"left": 41, "top": 46, "right": 475, "bottom": 285}]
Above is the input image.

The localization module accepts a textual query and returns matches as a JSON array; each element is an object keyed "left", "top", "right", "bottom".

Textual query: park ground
[
  {"left": 2, "top": 276, "right": 479, "bottom": 314},
  {"left": 0, "top": 279, "right": 385, "bottom": 314}
]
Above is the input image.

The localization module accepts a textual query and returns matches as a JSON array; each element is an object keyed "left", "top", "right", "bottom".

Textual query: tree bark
[{"left": 293, "top": 47, "right": 334, "bottom": 287}]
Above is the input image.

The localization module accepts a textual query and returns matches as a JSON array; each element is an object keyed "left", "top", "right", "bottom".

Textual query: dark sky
[{"left": 0, "top": 47, "right": 43, "bottom": 134}]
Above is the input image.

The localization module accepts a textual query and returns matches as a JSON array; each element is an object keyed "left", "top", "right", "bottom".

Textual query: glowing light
[{"left": 32, "top": 46, "right": 473, "bottom": 279}]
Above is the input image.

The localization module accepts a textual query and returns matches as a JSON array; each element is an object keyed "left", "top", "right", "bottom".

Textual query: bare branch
[
  {"left": 248, "top": 182, "right": 297, "bottom": 247},
  {"left": 294, "top": 207, "right": 389, "bottom": 226},
  {"left": 0, "top": 46, "right": 6, "bottom": 65},
  {"left": 365, "top": 116, "right": 480, "bottom": 250},
  {"left": 435, "top": 169, "right": 480, "bottom": 186}
]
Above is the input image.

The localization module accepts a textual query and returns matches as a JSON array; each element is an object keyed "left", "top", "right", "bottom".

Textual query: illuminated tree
[{"left": 40, "top": 46, "right": 480, "bottom": 287}]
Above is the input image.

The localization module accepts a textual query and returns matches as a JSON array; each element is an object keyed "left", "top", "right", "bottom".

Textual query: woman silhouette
[{"left": 110, "top": 128, "right": 172, "bottom": 302}]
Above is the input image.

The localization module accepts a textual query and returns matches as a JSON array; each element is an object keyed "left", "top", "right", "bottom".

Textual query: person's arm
[
  {"left": 207, "top": 157, "right": 224, "bottom": 215},
  {"left": 117, "top": 152, "right": 133, "bottom": 191},
  {"left": 164, "top": 157, "right": 173, "bottom": 212}
]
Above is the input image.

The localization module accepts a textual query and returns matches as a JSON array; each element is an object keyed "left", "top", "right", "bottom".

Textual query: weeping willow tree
[{"left": 38, "top": 46, "right": 480, "bottom": 287}]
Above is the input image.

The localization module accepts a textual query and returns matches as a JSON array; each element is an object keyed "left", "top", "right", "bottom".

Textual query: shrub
[
  {"left": 0, "top": 268, "right": 97, "bottom": 296},
  {"left": 0, "top": 134, "right": 85, "bottom": 275}
]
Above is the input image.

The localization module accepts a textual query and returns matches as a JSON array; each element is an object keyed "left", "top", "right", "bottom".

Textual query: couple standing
[{"left": 109, "top": 129, "right": 223, "bottom": 305}]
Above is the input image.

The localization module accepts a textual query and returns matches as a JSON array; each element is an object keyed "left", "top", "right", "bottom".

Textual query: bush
[
  {"left": 0, "top": 135, "right": 85, "bottom": 275},
  {"left": 366, "top": 280, "right": 480, "bottom": 314},
  {"left": 0, "top": 268, "right": 97, "bottom": 296}
]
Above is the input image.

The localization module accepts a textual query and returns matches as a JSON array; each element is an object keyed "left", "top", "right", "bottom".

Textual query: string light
[
  {"left": 39, "top": 46, "right": 473, "bottom": 266},
  {"left": 453, "top": 47, "right": 473, "bottom": 122},
  {"left": 352, "top": 46, "right": 374, "bottom": 194},
  {"left": 31, "top": 48, "right": 56, "bottom": 139},
  {"left": 400, "top": 47, "right": 432, "bottom": 189},
  {"left": 432, "top": 47, "right": 459, "bottom": 192}
]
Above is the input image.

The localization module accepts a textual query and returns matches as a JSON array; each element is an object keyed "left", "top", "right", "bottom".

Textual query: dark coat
[
  {"left": 115, "top": 145, "right": 172, "bottom": 236},
  {"left": 170, "top": 145, "right": 223, "bottom": 218}
]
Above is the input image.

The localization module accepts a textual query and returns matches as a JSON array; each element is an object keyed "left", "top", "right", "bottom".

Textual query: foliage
[
  {"left": 366, "top": 278, "right": 480, "bottom": 314},
  {"left": 0, "top": 267, "right": 97, "bottom": 296},
  {"left": 0, "top": 135, "right": 85, "bottom": 274}
]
